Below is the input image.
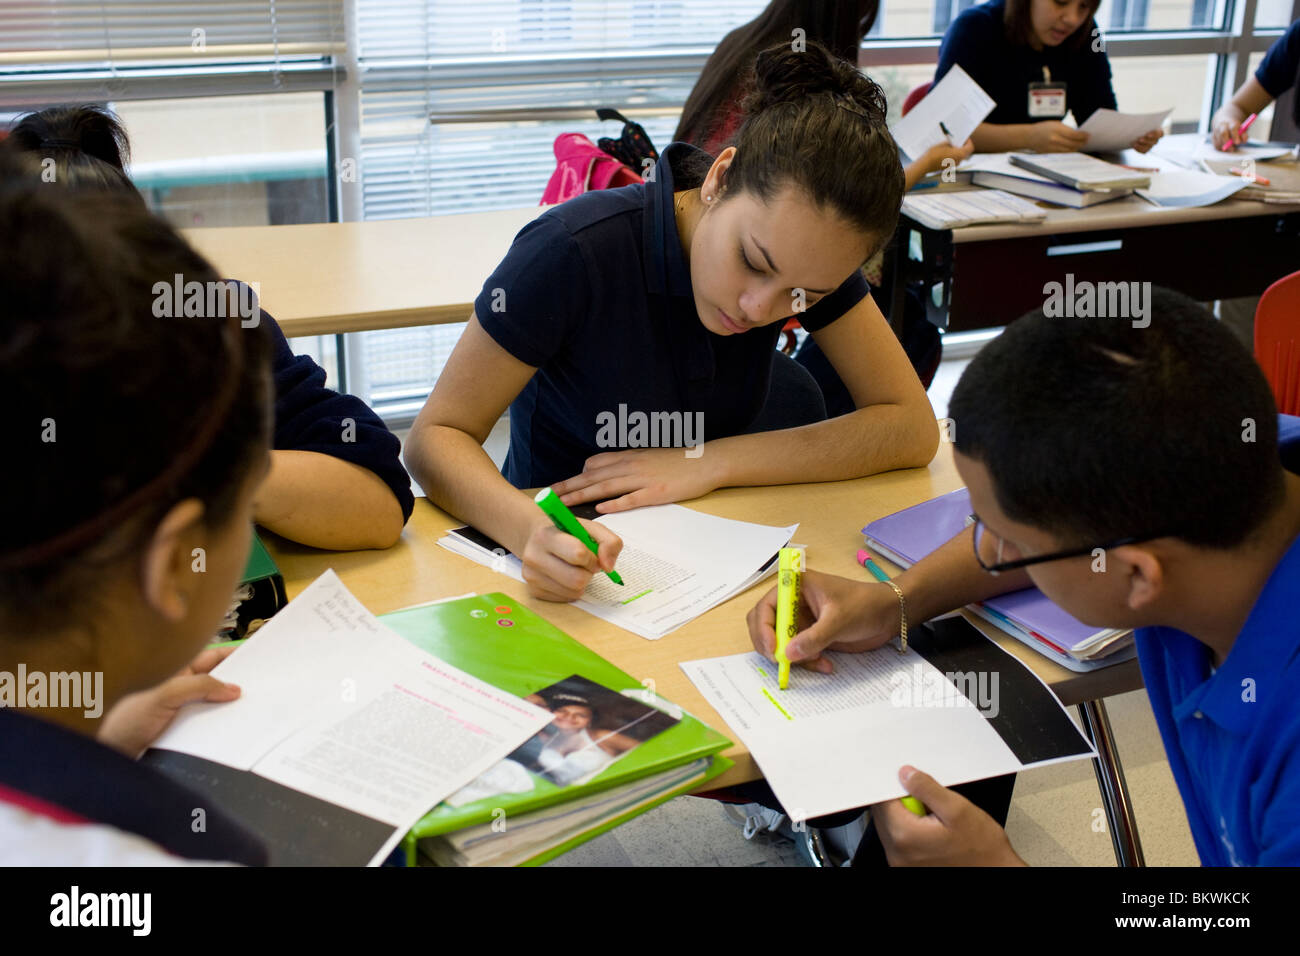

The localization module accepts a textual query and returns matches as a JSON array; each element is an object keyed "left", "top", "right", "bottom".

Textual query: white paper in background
[
  {"left": 439, "top": 504, "right": 797, "bottom": 640},
  {"left": 152, "top": 570, "right": 553, "bottom": 837},
  {"left": 1076, "top": 107, "right": 1172, "bottom": 153},
  {"left": 890, "top": 65, "right": 995, "bottom": 161},
  {"left": 681, "top": 649, "right": 1024, "bottom": 821},
  {"left": 1154, "top": 131, "right": 1299, "bottom": 168},
  {"left": 1137, "top": 169, "right": 1248, "bottom": 208}
]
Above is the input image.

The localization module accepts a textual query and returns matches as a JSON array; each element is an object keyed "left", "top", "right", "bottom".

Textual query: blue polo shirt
[
  {"left": 1135, "top": 414, "right": 1300, "bottom": 865},
  {"left": 475, "top": 142, "right": 868, "bottom": 488},
  {"left": 935, "top": 0, "right": 1117, "bottom": 126},
  {"left": 1256, "top": 19, "right": 1300, "bottom": 98}
]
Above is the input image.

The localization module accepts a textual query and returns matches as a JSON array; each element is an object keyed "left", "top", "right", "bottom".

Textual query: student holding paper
[
  {"left": 2, "top": 106, "right": 415, "bottom": 551},
  {"left": 747, "top": 289, "right": 1300, "bottom": 865},
  {"left": 935, "top": 0, "right": 1163, "bottom": 153},
  {"left": 1212, "top": 18, "right": 1300, "bottom": 149},
  {"left": 676, "top": 0, "right": 974, "bottom": 187},
  {"left": 406, "top": 43, "right": 939, "bottom": 603},
  {"left": 0, "top": 178, "right": 271, "bottom": 864}
]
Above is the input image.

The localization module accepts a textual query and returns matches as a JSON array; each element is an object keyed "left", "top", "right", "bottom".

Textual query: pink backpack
[{"left": 540, "top": 132, "right": 642, "bottom": 205}]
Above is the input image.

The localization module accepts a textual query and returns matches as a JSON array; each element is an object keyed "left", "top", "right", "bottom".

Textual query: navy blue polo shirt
[
  {"left": 1135, "top": 415, "right": 1300, "bottom": 865},
  {"left": 475, "top": 142, "right": 869, "bottom": 489},
  {"left": 935, "top": 0, "right": 1117, "bottom": 126},
  {"left": 0, "top": 707, "right": 266, "bottom": 864},
  {"left": 1256, "top": 19, "right": 1300, "bottom": 97}
]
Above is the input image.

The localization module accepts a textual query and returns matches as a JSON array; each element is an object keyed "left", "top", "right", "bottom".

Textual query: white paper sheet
[
  {"left": 439, "top": 504, "right": 797, "bottom": 639},
  {"left": 1136, "top": 169, "right": 1248, "bottom": 207},
  {"left": 1154, "top": 131, "right": 1300, "bottom": 168},
  {"left": 1076, "top": 107, "right": 1171, "bottom": 153},
  {"left": 890, "top": 65, "right": 995, "bottom": 161},
  {"left": 152, "top": 571, "right": 553, "bottom": 858},
  {"left": 682, "top": 649, "right": 1023, "bottom": 821}
]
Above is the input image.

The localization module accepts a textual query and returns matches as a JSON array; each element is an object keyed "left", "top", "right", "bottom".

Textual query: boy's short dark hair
[{"left": 949, "top": 286, "right": 1283, "bottom": 550}]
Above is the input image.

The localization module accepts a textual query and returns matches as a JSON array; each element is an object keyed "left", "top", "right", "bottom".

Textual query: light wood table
[
  {"left": 183, "top": 206, "right": 543, "bottom": 337},
  {"left": 263, "top": 442, "right": 1143, "bottom": 795}
]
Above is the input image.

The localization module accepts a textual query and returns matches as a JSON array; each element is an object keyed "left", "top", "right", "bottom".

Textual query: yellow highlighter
[
  {"left": 901, "top": 796, "right": 928, "bottom": 816},
  {"left": 774, "top": 546, "right": 805, "bottom": 690}
]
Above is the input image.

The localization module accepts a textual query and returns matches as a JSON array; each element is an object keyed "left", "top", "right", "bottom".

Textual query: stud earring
[{"left": 705, "top": 194, "right": 714, "bottom": 202}]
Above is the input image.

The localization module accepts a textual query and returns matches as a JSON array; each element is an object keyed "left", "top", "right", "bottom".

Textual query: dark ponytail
[
  {"left": 0, "top": 173, "right": 272, "bottom": 630},
  {"left": 723, "top": 41, "right": 904, "bottom": 248},
  {"left": 2, "top": 104, "right": 140, "bottom": 197}
]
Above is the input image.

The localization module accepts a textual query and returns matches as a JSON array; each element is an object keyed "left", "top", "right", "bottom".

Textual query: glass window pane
[
  {"left": 1105, "top": 0, "right": 1221, "bottom": 30},
  {"left": 114, "top": 92, "right": 329, "bottom": 229},
  {"left": 1255, "top": 0, "right": 1296, "bottom": 29},
  {"left": 1109, "top": 53, "right": 1213, "bottom": 129}
]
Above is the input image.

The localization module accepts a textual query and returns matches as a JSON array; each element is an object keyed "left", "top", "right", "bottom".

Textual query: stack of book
[
  {"left": 861, "top": 489, "right": 1134, "bottom": 672},
  {"left": 964, "top": 152, "right": 1149, "bottom": 208}
]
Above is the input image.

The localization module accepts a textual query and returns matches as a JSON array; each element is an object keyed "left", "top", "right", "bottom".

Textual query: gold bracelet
[{"left": 883, "top": 579, "right": 907, "bottom": 654}]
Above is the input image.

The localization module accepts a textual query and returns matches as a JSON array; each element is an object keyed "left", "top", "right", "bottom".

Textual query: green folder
[
  {"left": 227, "top": 535, "right": 287, "bottom": 640},
  {"left": 380, "top": 594, "right": 733, "bottom": 867}
]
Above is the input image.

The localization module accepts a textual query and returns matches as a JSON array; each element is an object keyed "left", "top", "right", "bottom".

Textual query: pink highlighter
[{"left": 1222, "top": 112, "right": 1258, "bottom": 151}]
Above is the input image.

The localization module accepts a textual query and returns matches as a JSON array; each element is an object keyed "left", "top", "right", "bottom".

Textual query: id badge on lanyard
[{"left": 1028, "top": 66, "right": 1067, "bottom": 118}]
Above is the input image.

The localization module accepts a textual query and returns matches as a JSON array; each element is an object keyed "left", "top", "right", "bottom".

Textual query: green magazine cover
[{"left": 379, "top": 593, "right": 733, "bottom": 865}]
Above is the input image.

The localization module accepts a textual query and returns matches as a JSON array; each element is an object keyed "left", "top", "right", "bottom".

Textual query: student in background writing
[
  {"left": 406, "top": 43, "right": 938, "bottom": 602},
  {"left": 748, "top": 288, "right": 1300, "bottom": 865},
  {"left": 936, "top": 0, "right": 1163, "bottom": 154},
  {"left": 0, "top": 179, "right": 270, "bottom": 864},
  {"left": 2, "top": 105, "right": 414, "bottom": 550},
  {"left": 675, "top": 0, "right": 974, "bottom": 187},
  {"left": 1212, "top": 18, "right": 1300, "bottom": 149}
]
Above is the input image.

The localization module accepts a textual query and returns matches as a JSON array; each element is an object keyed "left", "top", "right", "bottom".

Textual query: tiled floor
[{"left": 398, "top": 354, "right": 1198, "bottom": 867}]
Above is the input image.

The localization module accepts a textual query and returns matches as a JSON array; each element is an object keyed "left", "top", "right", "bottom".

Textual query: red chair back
[
  {"left": 1256, "top": 270, "right": 1300, "bottom": 416},
  {"left": 901, "top": 82, "right": 933, "bottom": 117}
]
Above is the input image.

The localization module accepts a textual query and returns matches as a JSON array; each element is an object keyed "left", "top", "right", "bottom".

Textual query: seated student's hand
[
  {"left": 1211, "top": 108, "right": 1245, "bottom": 150},
  {"left": 97, "top": 645, "right": 242, "bottom": 759},
  {"left": 1027, "top": 121, "right": 1090, "bottom": 153},
  {"left": 870, "top": 766, "right": 1026, "bottom": 866},
  {"left": 521, "top": 515, "right": 623, "bottom": 602},
  {"left": 919, "top": 138, "right": 975, "bottom": 176},
  {"left": 746, "top": 570, "right": 901, "bottom": 674},
  {"left": 551, "top": 447, "right": 721, "bottom": 514},
  {"left": 1130, "top": 128, "right": 1163, "bottom": 153}
]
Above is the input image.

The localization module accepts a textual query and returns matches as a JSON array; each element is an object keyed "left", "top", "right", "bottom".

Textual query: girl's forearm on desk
[
  {"left": 709, "top": 402, "right": 939, "bottom": 489},
  {"left": 970, "top": 123, "right": 1033, "bottom": 153},
  {"left": 254, "top": 450, "right": 405, "bottom": 550},
  {"left": 404, "top": 424, "right": 542, "bottom": 554}
]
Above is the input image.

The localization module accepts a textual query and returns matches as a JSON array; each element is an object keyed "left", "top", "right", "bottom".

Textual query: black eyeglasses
[{"left": 969, "top": 514, "right": 1169, "bottom": 575}]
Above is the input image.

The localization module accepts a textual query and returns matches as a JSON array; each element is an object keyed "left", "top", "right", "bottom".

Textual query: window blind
[{"left": 1, "top": 1, "right": 345, "bottom": 66}]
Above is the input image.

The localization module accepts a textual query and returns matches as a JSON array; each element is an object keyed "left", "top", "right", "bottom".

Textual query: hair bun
[{"left": 746, "top": 41, "right": 886, "bottom": 125}]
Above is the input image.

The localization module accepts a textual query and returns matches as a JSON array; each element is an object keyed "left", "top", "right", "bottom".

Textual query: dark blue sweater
[{"left": 265, "top": 313, "right": 414, "bottom": 523}]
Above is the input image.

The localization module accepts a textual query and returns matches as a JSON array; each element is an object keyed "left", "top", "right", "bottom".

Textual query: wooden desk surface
[
  {"left": 952, "top": 192, "right": 1300, "bottom": 243},
  {"left": 264, "top": 442, "right": 1142, "bottom": 790},
  {"left": 950, "top": 147, "right": 1300, "bottom": 242},
  {"left": 183, "top": 206, "right": 542, "bottom": 338}
]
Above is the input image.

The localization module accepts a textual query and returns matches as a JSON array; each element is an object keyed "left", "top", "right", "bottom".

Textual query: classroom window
[
  {"left": 932, "top": 0, "right": 978, "bottom": 36},
  {"left": 1108, "top": 53, "right": 1213, "bottom": 129},
  {"left": 1255, "top": 0, "right": 1298, "bottom": 28}
]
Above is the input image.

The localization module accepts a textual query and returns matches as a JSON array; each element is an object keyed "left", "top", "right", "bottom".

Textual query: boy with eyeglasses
[{"left": 747, "top": 287, "right": 1300, "bottom": 865}]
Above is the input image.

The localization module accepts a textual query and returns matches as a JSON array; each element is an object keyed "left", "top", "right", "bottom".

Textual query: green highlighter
[{"left": 534, "top": 487, "right": 623, "bottom": 586}]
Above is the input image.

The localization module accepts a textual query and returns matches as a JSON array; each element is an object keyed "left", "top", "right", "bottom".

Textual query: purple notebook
[{"left": 862, "top": 489, "right": 1112, "bottom": 652}]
